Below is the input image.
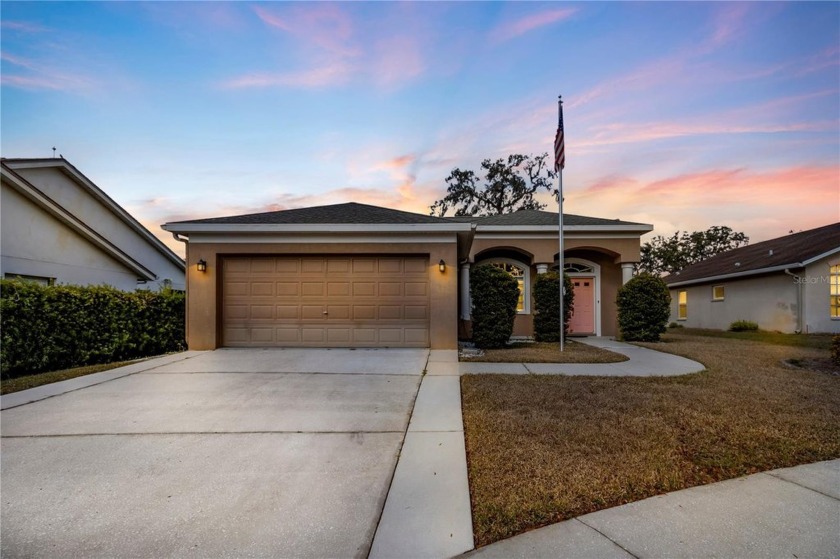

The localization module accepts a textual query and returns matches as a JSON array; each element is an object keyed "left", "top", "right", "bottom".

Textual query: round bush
[
  {"left": 533, "top": 272, "right": 574, "bottom": 342},
  {"left": 616, "top": 273, "right": 671, "bottom": 342},
  {"left": 470, "top": 264, "right": 520, "bottom": 348}
]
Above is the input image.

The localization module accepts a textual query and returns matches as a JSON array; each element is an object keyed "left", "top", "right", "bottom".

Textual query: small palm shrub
[
  {"left": 616, "top": 273, "right": 671, "bottom": 342},
  {"left": 532, "top": 272, "right": 574, "bottom": 342},
  {"left": 470, "top": 264, "right": 520, "bottom": 348}
]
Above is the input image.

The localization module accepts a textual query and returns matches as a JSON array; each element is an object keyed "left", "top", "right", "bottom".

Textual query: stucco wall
[
  {"left": 1, "top": 182, "right": 141, "bottom": 290},
  {"left": 669, "top": 273, "right": 799, "bottom": 332},
  {"left": 803, "top": 256, "right": 840, "bottom": 333},
  {"left": 12, "top": 167, "right": 184, "bottom": 290},
  {"left": 185, "top": 239, "right": 459, "bottom": 350}
]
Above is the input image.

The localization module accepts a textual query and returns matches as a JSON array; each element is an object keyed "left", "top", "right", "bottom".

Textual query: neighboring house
[
  {"left": 664, "top": 222, "right": 840, "bottom": 334},
  {"left": 162, "top": 202, "right": 652, "bottom": 350},
  {"left": 1, "top": 158, "right": 185, "bottom": 291}
]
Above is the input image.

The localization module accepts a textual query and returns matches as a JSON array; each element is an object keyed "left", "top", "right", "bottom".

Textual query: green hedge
[
  {"left": 532, "top": 272, "right": 574, "bottom": 342},
  {"left": 729, "top": 320, "right": 759, "bottom": 332},
  {"left": 832, "top": 335, "right": 840, "bottom": 367},
  {"left": 616, "top": 273, "right": 671, "bottom": 342},
  {"left": 470, "top": 264, "right": 520, "bottom": 348},
  {"left": 1, "top": 279, "right": 185, "bottom": 378}
]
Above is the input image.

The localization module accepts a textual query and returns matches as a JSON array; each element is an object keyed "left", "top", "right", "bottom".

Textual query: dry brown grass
[
  {"left": 0, "top": 359, "right": 148, "bottom": 395},
  {"left": 461, "top": 332, "right": 840, "bottom": 547},
  {"left": 463, "top": 341, "right": 627, "bottom": 363}
]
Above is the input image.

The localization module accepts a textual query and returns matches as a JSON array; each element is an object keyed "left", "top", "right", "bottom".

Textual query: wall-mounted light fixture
[
  {"left": 439, "top": 259, "right": 446, "bottom": 273},
  {"left": 197, "top": 259, "right": 207, "bottom": 272}
]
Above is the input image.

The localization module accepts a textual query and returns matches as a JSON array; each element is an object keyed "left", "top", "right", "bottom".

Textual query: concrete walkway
[
  {"left": 461, "top": 459, "right": 840, "bottom": 559},
  {"left": 371, "top": 349, "right": 474, "bottom": 558},
  {"left": 453, "top": 337, "right": 705, "bottom": 376}
]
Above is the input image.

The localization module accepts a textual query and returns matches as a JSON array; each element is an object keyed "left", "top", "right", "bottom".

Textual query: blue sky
[{"left": 2, "top": 1, "right": 838, "bottom": 257}]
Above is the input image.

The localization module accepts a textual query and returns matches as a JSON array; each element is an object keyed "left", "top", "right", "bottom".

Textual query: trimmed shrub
[
  {"left": 668, "top": 321, "right": 684, "bottom": 329},
  {"left": 470, "top": 264, "right": 520, "bottom": 348},
  {"left": 0, "top": 280, "right": 185, "bottom": 378},
  {"left": 616, "top": 273, "right": 671, "bottom": 342},
  {"left": 832, "top": 335, "right": 840, "bottom": 366},
  {"left": 532, "top": 272, "right": 574, "bottom": 342},
  {"left": 729, "top": 320, "right": 759, "bottom": 332}
]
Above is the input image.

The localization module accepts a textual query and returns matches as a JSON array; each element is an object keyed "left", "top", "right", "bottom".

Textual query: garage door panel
[
  {"left": 276, "top": 282, "right": 299, "bottom": 296},
  {"left": 379, "top": 283, "right": 402, "bottom": 296},
  {"left": 276, "top": 305, "right": 299, "bottom": 319},
  {"left": 327, "top": 282, "right": 350, "bottom": 297},
  {"left": 223, "top": 256, "right": 429, "bottom": 347},
  {"left": 301, "top": 306, "right": 326, "bottom": 320},
  {"left": 301, "top": 259, "right": 325, "bottom": 273}
]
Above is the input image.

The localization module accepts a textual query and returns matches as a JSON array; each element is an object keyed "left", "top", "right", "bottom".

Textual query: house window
[
  {"left": 831, "top": 265, "right": 840, "bottom": 319},
  {"left": 564, "top": 262, "right": 595, "bottom": 274},
  {"left": 4, "top": 273, "right": 55, "bottom": 286},
  {"left": 712, "top": 285, "right": 725, "bottom": 301},
  {"left": 678, "top": 290, "right": 687, "bottom": 320},
  {"left": 486, "top": 259, "right": 529, "bottom": 314}
]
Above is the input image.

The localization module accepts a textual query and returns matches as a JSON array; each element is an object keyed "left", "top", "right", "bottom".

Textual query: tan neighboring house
[
  {"left": 664, "top": 222, "right": 840, "bottom": 334},
  {"left": 163, "top": 203, "right": 652, "bottom": 350},
  {"left": 1, "top": 158, "right": 185, "bottom": 291}
]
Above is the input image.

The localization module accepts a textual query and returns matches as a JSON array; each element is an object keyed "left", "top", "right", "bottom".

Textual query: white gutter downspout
[
  {"left": 784, "top": 268, "right": 803, "bottom": 334},
  {"left": 170, "top": 232, "right": 189, "bottom": 342}
]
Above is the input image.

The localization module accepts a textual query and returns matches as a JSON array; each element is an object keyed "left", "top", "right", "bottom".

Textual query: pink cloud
[
  {"left": 1, "top": 52, "right": 98, "bottom": 92},
  {"left": 372, "top": 35, "right": 425, "bottom": 88},
  {"left": 492, "top": 8, "right": 577, "bottom": 42},
  {"left": 1, "top": 20, "right": 48, "bottom": 33},
  {"left": 223, "top": 63, "right": 353, "bottom": 89},
  {"left": 253, "top": 4, "right": 358, "bottom": 57}
]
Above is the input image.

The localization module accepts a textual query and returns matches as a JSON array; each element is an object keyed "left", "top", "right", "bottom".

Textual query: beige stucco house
[
  {"left": 1, "top": 158, "right": 185, "bottom": 291},
  {"left": 665, "top": 222, "right": 840, "bottom": 334},
  {"left": 163, "top": 203, "right": 652, "bottom": 350}
]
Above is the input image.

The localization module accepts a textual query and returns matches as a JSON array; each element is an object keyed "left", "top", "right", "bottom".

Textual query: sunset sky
[{"left": 2, "top": 1, "right": 838, "bottom": 258}]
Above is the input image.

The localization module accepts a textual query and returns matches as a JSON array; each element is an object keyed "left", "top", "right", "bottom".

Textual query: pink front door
[{"left": 568, "top": 278, "right": 595, "bottom": 335}]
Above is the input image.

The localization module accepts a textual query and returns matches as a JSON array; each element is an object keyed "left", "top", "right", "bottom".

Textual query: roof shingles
[{"left": 665, "top": 222, "right": 840, "bottom": 285}]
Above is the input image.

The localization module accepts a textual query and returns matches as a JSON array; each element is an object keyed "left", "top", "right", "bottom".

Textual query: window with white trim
[
  {"left": 831, "top": 265, "right": 840, "bottom": 319},
  {"left": 712, "top": 285, "right": 725, "bottom": 301},
  {"left": 678, "top": 290, "right": 687, "bottom": 320},
  {"left": 485, "top": 259, "right": 529, "bottom": 314},
  {"left": 4, "top": 273, "right": 55, "bottom": 286}
]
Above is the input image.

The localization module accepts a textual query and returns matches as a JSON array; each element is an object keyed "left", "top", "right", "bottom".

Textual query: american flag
[{"left": 554, "top": 97, "right": 565, "bottom": 173}]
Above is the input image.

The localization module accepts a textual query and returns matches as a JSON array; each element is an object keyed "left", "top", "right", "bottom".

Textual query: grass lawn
[
  {"left": 462, "top": 340, "right": 627, "bottom": 363},
  {"left": 461, "top": 331, "right": 840, "bottom": 547},
  {"left": 671, "top": 327, "right": 834, "bottom": 350},
  {"left": 1, "top": 359, "right": 151, "bottom": 395}
]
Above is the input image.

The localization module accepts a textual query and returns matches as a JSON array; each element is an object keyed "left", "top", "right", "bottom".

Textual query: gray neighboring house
[
  {"left": 1, "top": 157, "right": 185, "bottom": 291},
  {"left": 664, "top": 222, "right": 840, "bottom": 334}
]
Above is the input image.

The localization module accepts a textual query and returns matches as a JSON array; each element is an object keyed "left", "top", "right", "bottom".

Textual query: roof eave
[
  {"left": 476, "top": 224, "right": 654, "bottom": 233},
  {"left": 161, "top": 222, "right": 474, "bottom": 234},
  {"left": 665, "top": 263, "right": 805, "bottom": 287},
  {"left": 4, "top": 159, "right": 185, "bottom": 271}
]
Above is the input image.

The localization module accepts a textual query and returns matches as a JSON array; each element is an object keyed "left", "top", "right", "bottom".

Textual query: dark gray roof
[
  {"left": 665, "top": 222, "right": 840, "bottom": 285},
  {"left": 445, "top": 209, "right": 650, "bottom": 227},
  {"left": 172, "top": 202, "right": 450, "bottom": 225}
]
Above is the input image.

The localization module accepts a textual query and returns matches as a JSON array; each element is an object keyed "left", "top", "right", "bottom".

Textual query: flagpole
[{"left": 557, "top": 95, "right": 565, "bottom": 352}]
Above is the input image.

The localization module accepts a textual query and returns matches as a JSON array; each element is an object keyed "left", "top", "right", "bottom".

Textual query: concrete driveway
[{"left": 1, "top": 349, "right": 428, "bottom": 558}]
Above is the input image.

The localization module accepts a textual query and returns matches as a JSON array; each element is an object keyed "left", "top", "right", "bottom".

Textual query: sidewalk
[
  {"left": 461, "top": 459, "right": 840, "bottom": 559},
  {"left": 456, "top": 337, "right": 705, "bottom": 376},
  {"left": 384, "top": 339, "right": 837, "bottom": 559}
]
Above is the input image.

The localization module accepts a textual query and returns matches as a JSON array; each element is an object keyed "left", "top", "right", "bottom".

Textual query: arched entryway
[{"left": 552, "top": 257, "right": 601, "bottom": 336}]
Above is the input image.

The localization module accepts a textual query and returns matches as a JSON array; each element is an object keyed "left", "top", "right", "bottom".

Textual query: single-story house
[
  {"left": 664, "top": 222, "right": 840, "bottom": 334},
  {"left": 1, "top": 157, "right": 185, "bottom": 291},
  {"left": 163, "top": 202, "right": 652, "bottom": 350}
]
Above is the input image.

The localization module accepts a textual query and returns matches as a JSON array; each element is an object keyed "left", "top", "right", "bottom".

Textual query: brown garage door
[{"left": 222, "top": 256, "right": 430, "bottom": 347}]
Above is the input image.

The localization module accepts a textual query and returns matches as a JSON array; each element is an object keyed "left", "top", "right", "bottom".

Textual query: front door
[{"left": 568, "top": 277, "right": 595, "bottom": 335}]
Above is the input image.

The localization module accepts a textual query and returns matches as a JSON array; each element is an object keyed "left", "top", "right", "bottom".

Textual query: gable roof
[
  {"left": 2, "top": 157, "right": 185, "bottom": 271},
  {"left": 171, "top": 202, "right": 449, "bottom": 225},
  {"left": 665, "top": 222, "right": 840, "bottom": 287},
  {"left": 446, "top": 209, "right": 649, "bottom": 227}
]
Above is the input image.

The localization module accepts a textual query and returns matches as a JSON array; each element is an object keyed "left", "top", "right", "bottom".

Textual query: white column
[
  {"left": 536, "top": 263, "right": 549, "bottom": 274},
  {"left": 459, "top": 262, "right": 471, "bottom": 320},
  {"left": 621, "top": 263, "right": 635, "bottom": 285}
]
